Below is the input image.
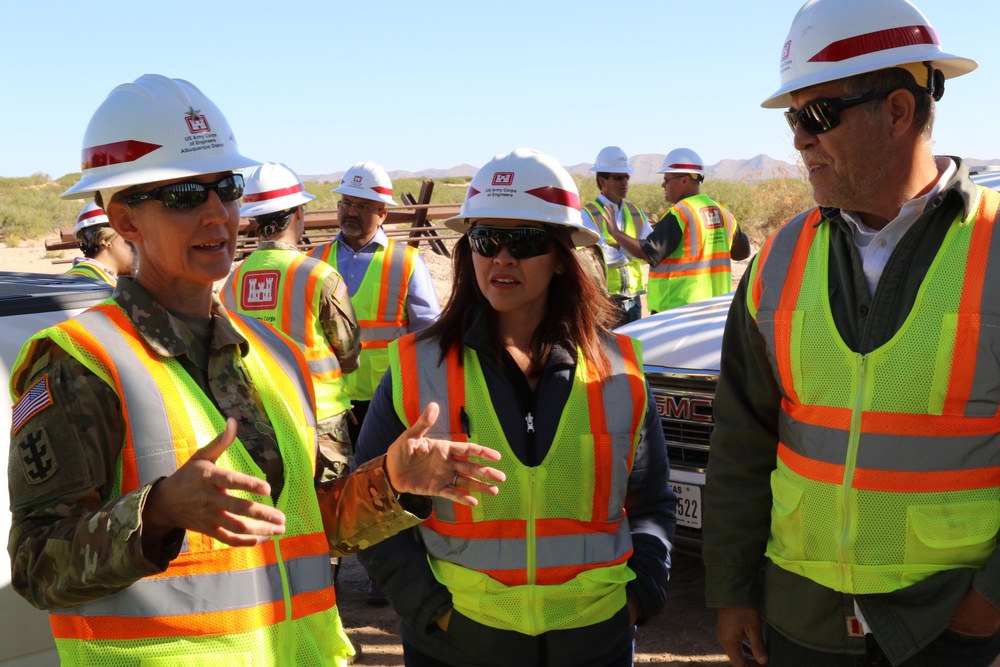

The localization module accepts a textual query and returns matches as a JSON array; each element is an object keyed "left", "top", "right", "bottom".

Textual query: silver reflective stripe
[
  {"left": 74, "top": 309, "right": 179, "bottom": 484},
  {"left": 233, "top": 314, "right": 316, "bottom": 428},
  {"left": 602, "top": 342, "right": 633, "bottom": 517},
  {"left": 49, "top": 551, "right": 331, "bottom": 617},
  {"left": 286, "top": 258, "right": 317, "bottom": 342},
  {"left": 308, "top": 356, "right": 341, "bottom": 375},
  {"left": 660, "top": 256, "right": 731, "bottom": 273},
  {"left": 361, "top": 324, "right": 407, "bottom": 341},
  {"left": 380, "top": 241, "right": 411, "bottom": 322},
  {"left": 420, "top": 521, "right": 632, "bottom": 571},
  {"left": 415, "top": 337, "right": 458, "bottom": 523},
  {"left": 779, "top": 411, "right": 1000, "bottom": 470}
]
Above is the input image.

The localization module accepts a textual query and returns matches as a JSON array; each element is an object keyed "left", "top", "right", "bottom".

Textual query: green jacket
[{"left": 703, "top": 159, "right": 1000, "bottom": 664}]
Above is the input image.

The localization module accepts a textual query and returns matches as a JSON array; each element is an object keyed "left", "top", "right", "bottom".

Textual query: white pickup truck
[
  {"left": 617, "top": 167, "right": 1000, "bottom": 556},
  {"left": 0, "top": 274, "right": 112, "bottom": 666}
]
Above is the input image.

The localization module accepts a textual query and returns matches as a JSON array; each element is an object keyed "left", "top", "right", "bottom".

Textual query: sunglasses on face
[
  {"left": 123, "top": 174, "right": 244, "bottom": 210},
  {"left": 468, "top": 226, "right": 554, "bottom": 260},
  {"left": 784, "top": 89, "right": 895, "bottom": 135},
  {"left": 607, "top": 174, "right": 630, "bottom": 182}
]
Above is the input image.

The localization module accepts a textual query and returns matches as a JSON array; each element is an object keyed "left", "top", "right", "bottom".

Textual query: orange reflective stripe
[
  {"left": 621, "top": 337, "right": 644, "bottom": 471},
  {"left": 397, "top": 334, "right": 421, "bottom": 424},
  {"left": 586, "top": 355, "right": 611, "bottom": 523},
  {"left": 445, "top": 347, "right": 473, "bottom": 524},
  {"left": 773, "top": 210, "right": 822, "bottom": 405},
  {"left": 785, "top": 399, "right": 1000, "bottom": 435},
  {"left": 778, "top": 442, "right": 999, "bottom": 492},
  {"left": 483, "top": 552, "right": 632, "bottom": 587},
  {"left": 945, "top": 189, "right": 1000, "bottom": 413},
  {"left": 425, "top": 517, "right": 621, "bottom": 540}
]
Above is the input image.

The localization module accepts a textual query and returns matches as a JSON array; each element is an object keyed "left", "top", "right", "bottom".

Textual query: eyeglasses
[
  {"left": 661, "top": 175, "right": 686, "bottom": 184},
  {"left": 607, "top": 174, "right": 630, "bottom": 182},
  {"left": 468, "top": 226, "right": 554, "bottom": 260},
  {"left": 784, "top": 90, "right": 895, "bottom": 135},
  {"left": 337, "top": 198, "right": 383, "bottom": 214},
  {"left": 123, "top": 174, "right": 244, "bottom": 210}
]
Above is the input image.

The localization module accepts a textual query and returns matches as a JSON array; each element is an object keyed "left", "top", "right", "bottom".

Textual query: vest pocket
[
  {"left": 768, "top": 469, "right": 806, "bottom": 561},
  {"left": 905, "top": 500, "right": 1000, "bottom": 566}
]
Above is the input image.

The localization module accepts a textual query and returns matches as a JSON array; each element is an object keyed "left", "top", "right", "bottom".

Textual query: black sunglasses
[
  {"left": 123, "top": 174, "right": 245, "bottom": 210},
  {"left": 784, "top": 89, "right": 895, "bottom": 135},
  {"left": 607, "top": 174, "right": 630, "bottom": 182},
  {"left": 468, "top": 226, "right": 554, "bottom": 260}
]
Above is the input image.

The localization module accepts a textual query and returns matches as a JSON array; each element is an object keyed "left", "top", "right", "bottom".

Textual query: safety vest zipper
[
  {"left": 524, "top": 466, "right": 539, "bottom": 636},
  {"left": 840, "top": 353, "right": 867, "bottom": 591}
]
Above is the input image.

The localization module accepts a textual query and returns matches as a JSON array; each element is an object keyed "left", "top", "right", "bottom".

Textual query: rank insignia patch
[{"left": 18, "top": 428, "right": 58, "bottom": 484}]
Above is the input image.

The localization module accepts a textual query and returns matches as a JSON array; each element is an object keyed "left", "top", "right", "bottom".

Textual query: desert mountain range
[{"left": 305, "top": 154, "right": 1000, "bottom": 186}]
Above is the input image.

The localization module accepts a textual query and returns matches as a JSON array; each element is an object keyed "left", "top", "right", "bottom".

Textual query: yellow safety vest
[
  {"left": 310, "top": 238, "right": 416, "bottom": 401},
  {"left": 389, "top": 333, "right": 645, "bottom": 635},
  {"left": 582, "top": 199, "right": 647, "bottom": 295},
  {"left": 11, "top": 302, "right": 353, "bottom": 666},
  {"left": 648, "top": 193, "right": 736, "bottom": 311},
  {"left": 747, "top": 187, "right": 1000, "bottom": 595},
  {"left": 222, "top": 247, "right": 351, "bottom": 421},
  {"left": 64, "top": 259, "right": 116, "bottom": 286}
]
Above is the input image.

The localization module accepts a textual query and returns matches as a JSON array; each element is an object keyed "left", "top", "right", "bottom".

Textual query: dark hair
[
  {"left": 254, "top": 207, "right": 296, "bottom": 239},
  {"left": 421, "top": 225, "right": 619, "bottom": 378},
  {"left": 596, "top": 172, "right": 610, "bottom": 190},
  {"left": 76, "top": 225, "right": 117, "bottom": 258},
  {"left": 844, "top": 66, "right": 935, "bottom": 137}
]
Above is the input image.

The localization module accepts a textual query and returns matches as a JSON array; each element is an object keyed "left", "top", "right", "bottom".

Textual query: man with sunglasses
[
  {"left": 7, "top": 74, "right": 504, "bottom": 666},
  {"left": 581, "top": 146, "right": 653, "bottom": 325},
  {"left": 701, "top": 1, "right": 1000, "bottom": 666},
  {"left": 604, "top": 147, "right": 750, "bottom": 313}
]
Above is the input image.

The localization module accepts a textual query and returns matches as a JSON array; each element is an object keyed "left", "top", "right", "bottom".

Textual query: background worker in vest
[
  {"left": 222, "top": 162, "right": 360, "bottom": 483},
  {"left": 604, "top": 147, "right": 750, "bottom": 313},
  {"left": 8, "top": 74, "right": 505, "bottom": 667},
  {"left": 309, "top": 160, "right": 441, "bottom": 605},
  {"left": 581, "top": 146, "right": 653, "bottom": 325},
  {"left": 702, "top": 1, "right": 1000, "bottom": 665},
  {"left": 64, "top": 200, "right": 136, "bottom": 285},
  {"left": 309, "top": 161, "right": 441, "bottom": 447},
  {"left": 353, "top": 148, "right": 676, "bottom": 667}
]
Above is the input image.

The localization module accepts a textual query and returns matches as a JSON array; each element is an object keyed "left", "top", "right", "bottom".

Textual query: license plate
[{"left": 670, "top": 482, "right": 702, "bottom": 529}]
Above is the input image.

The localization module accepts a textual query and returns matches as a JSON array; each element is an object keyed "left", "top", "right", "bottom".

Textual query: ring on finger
[{"left": 452, "top": 473, "right": 460, "bottom": 487}]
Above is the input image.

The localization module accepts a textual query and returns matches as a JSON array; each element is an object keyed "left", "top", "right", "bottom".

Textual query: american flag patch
[{"left": 12, "top": 375, "right": 53, "bottom": 435}]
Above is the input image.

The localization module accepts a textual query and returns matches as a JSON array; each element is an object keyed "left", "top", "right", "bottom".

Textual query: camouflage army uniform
[
  {"left": 242, "top": 240, "right": 361, "bottom": 483},
  {"left": 8, "top": 277, "right": 428, "bottom": 610}
]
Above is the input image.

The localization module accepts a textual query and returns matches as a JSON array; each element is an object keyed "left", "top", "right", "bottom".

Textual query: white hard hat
[
  {"left": 74, "top": 201, "right": 109, "bottom": 236},
  {"left": 240, "top": 162, "right": 316, "bottom": 218},
  {"left": 762, "top": 0, "right": 977, "bottom": 109},
  {"left": 61, "top": 74, "right": 259, "bottom": 200},
  {"left": 332, "top": 161, "right": 397, "bottom": 206},
  {"left": 445, "top": 148, "right": 600, "bottom": 247},
  {"left": 589, "top": 146, "right": 633, "bottom": 174},
  {"left": 658, "top": 148, "right": 706, "bottom": 176}
]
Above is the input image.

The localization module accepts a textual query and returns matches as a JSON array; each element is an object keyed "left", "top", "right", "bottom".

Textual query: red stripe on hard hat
[
  {"left": 809, "top": 25, "right": 938, "bottom": 63},
  {"left": 77, "top": 208, "right": 105, "bottom": 223},
  {"left": 466, "top": 187, "right": 480, "bottom": 199},
  {"left": 242, "top": 184, "right": 304, "bottom": 203},
  {"left": 525, "top": 186, "right": 580, "bottom": 210},
  {"left": 82, "top": 140, "right": 162, "bottom": 170},
  {"left": 371, "top": 185, "right": 393, "bottom": 195},
  {"left": 669, "top": 163, "right": 702, "bottom": 170}
]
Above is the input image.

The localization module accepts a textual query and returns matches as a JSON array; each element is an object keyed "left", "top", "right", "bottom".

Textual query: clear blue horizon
[{"left": 2, "top": 0, "right": 998, "bottom": 180}]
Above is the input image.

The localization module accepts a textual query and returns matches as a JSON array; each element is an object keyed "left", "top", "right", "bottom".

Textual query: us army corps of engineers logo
[{"left": 240, "top": 270, "right": 280, "bottom": 310}]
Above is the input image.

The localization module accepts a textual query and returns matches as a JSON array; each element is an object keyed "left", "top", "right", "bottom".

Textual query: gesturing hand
[
  {"left": 385, "top": 402, "right": 505, "bottom": 506},
  {"left": 142, "top": 418, "right": 287, "bottom": 548}
]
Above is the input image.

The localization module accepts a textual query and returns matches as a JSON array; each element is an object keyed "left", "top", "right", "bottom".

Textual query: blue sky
[{"left": 2, "top": 1, "right": 998, "bottom": 179}]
